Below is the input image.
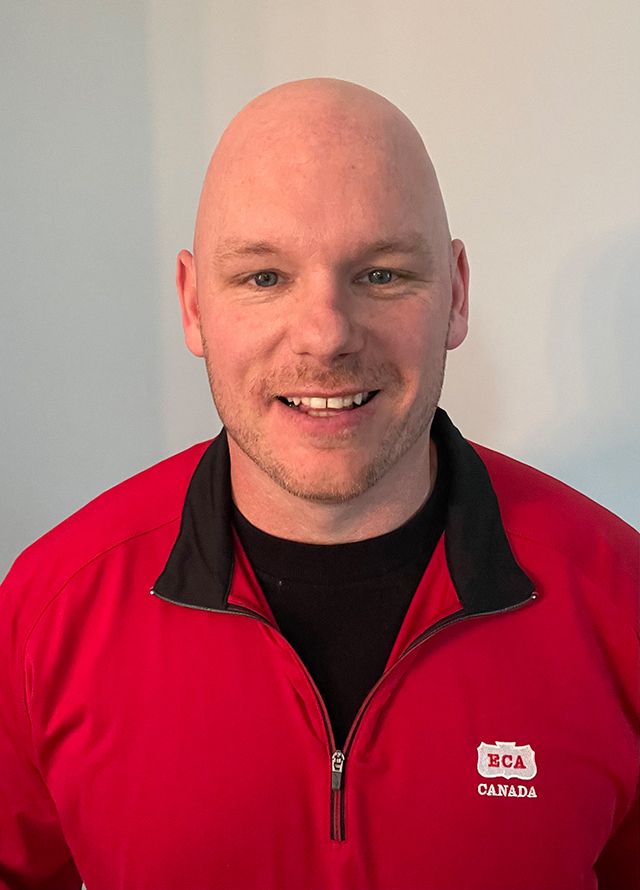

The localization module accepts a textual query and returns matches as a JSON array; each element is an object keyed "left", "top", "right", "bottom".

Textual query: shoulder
[
  {"left": 473, "top": 442, "right": 639, "bottom": 627},
  {"left": 473, "top": 442, "right": 637, "bottom": 553},
  {"left": 0, "top": 441, "right": 211, "bottom": 629}
]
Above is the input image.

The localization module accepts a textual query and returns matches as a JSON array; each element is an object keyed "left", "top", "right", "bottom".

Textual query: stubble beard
[{"left": 201, "top": 340, "right": 447, "bottom": 504}]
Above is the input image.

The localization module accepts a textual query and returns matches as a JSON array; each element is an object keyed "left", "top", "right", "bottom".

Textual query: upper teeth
[{"left": 285, "top": 392, "right": 368, "bottom": 409}]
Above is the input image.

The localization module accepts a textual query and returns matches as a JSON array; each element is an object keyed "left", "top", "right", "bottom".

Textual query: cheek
[
  {"left": 202, "top": 308, "right": 274, "bottom": 380},
  {"left": 202, "top": 322, "right": 290, "bottom": 417},
  {"left": 375, "top": 304, "right": 448, "bottom": 372}
]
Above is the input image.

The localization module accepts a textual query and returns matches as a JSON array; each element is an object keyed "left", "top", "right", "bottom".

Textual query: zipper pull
[{"left": 331, "top": 750, "right": 345, "bottom": 791}]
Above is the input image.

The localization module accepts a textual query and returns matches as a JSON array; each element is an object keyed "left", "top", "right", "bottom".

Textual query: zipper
[
  {"left": 226, "top": 604, "right": 347, "bottom": 841},
  {"left": 331, "top": 592, "right": 538, "bottom": 841},
  {"left": 331, "top": 750, "right": 346, "bottom": 840},
  {"left": 153, "top": 592, "right": 342, "bottom": 835},
  {"left": 151, "top": 587, "right": 537, "bottom": 843}
]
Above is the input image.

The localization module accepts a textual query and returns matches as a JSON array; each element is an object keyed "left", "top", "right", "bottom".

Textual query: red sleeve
[
  {"left": 595, "top": 781, "right": 640, "bottom": 890},
  {"left": 0, "top": 563, "right": 82, "bottom": 890}
]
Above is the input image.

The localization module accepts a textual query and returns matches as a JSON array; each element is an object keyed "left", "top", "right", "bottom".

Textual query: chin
[
  {"left": 271, "top": 469, "right": 375, "bottom": 504},
  {"left": 299, "top": 463, "right": 375, "bottom": 500},
  {"left": 255, "top": 445, "right": 397, "bottom": 504}
]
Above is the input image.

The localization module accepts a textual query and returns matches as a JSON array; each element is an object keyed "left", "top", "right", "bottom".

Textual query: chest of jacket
[{"left": 26, "top": 539, "right": 634, "bottom": 890}]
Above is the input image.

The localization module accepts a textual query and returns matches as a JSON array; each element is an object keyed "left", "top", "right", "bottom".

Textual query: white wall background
[{"left": 1, "top": 0, "right": 638, "bottom": 579}]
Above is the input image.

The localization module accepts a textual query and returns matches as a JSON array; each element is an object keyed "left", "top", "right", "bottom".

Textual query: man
[{"left": 0, "top": 78, "right": 637, "bottom": 890}]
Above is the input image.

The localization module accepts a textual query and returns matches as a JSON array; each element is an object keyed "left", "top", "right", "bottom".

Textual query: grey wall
[{"left": 1, "top": 3, "right": 163, "bottom": 578}]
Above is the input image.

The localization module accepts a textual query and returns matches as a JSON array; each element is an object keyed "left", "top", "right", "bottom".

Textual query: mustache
[{"left": 259, "top": 360, "right": 403, "bottom": 397}]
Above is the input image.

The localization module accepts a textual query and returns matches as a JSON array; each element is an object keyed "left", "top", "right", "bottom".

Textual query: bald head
[{"left": 194, "top": 78, "right": 451, "bottom": 270}]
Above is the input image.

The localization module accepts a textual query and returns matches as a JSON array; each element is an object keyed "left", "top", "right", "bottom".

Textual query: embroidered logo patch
[{"left": 477, "top": 741, "right": 537, "bottom": 780}]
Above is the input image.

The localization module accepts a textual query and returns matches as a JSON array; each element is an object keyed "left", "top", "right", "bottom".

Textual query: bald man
[{"left": 0, "top": 79, "right": 637, "bottom": 890}]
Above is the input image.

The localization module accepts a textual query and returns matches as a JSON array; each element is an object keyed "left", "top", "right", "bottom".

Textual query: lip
[{"left": 273, "top": 391, "right": 379, "bottom": 434}]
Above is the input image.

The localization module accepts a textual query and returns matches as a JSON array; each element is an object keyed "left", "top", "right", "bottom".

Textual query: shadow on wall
[{"left": 523, "top": 226, "right": 639, "bottom": 527}]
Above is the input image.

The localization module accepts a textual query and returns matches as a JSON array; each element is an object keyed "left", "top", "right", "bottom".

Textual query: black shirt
[{"left": 232, "top": 445, "right": 449, "bottom": 749}]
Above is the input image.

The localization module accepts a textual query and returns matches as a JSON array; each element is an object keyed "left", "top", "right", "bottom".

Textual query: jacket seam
[
  {"left": 504, "top": 527, "right": 639, "bottom": 641},
  {"left": 20, "top": 515, "right": 182, "bottom": 738}
]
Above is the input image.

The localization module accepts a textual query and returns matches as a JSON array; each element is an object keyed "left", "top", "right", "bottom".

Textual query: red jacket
[{"left": 0, "top": 410, "right": 637, "bottom": 890}]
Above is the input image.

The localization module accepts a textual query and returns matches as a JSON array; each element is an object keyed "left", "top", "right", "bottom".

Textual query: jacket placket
[{"left": 226, "top": 537, "right": 537, "bottom": 842}]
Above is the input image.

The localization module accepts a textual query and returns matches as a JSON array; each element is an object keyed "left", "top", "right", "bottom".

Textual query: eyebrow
[{"left": 213, "top": 233, "right": 433, "bottom": 264}]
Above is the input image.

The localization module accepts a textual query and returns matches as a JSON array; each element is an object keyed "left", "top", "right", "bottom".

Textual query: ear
[
  {"left": 446, "top": 239, "right": 470, "bottom": 351},
  {"left": 176, "top": 249, "right": 205, "bottom": 358}
]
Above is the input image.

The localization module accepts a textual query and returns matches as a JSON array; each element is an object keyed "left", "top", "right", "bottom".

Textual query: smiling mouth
[{"left": 277, "top": 391, "right": 379, "bottom": 416}]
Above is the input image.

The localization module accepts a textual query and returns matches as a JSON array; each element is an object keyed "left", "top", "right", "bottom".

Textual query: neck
[{"left": 228, "top": 433, "right": 437, "bottom": 544}]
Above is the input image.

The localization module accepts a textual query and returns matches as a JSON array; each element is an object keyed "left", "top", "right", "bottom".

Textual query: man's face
[{"left": 179, "top": 98, "right": 468, "bottom": 503}]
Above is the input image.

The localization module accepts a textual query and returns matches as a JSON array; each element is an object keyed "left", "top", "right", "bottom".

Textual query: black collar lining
[{"left": 152, "top": 408, "right": 535, "bottom": 614}]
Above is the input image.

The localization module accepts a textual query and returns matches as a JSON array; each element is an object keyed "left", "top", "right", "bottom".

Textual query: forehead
[
  {"left": 220, "top": 137, "right": 412, "bottom": 200},
  {"left": 208, "top": 156, "right": 431, "bottom": 259},
  {"left": 212, "top": 232, "right": 433, "bottom": 267},
  {"left": 196, "top": 91, "right": 444, "bottom": 265}
]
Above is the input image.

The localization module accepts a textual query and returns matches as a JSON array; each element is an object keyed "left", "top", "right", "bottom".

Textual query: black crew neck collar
[
  {"left": 230, "top": 451, "right": 449, "bottom": 585},
  {"left": 152, "top": 408, "right": 535, "bottom": 615}
]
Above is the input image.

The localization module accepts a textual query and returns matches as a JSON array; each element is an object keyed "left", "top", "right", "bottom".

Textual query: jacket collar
[{"left": 152, "top": 408, "right": 535, "bottom": 614}]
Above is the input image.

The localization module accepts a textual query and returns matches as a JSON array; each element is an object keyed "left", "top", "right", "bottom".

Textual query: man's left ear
[{"left": 446, "top": 239, "right": 469, "bottom": 351}]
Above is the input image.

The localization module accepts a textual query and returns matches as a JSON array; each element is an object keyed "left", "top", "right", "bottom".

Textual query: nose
[{"left": 287, "top": 272, "right": 365, "bottom": 361}]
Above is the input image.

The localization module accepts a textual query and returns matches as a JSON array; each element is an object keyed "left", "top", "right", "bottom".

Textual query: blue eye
[
  {"left": 367, "top": 269, "right": 395, "bottom": 284},
  {"left": 253, "top": 271, "right": 279, "bottom": 287}
]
